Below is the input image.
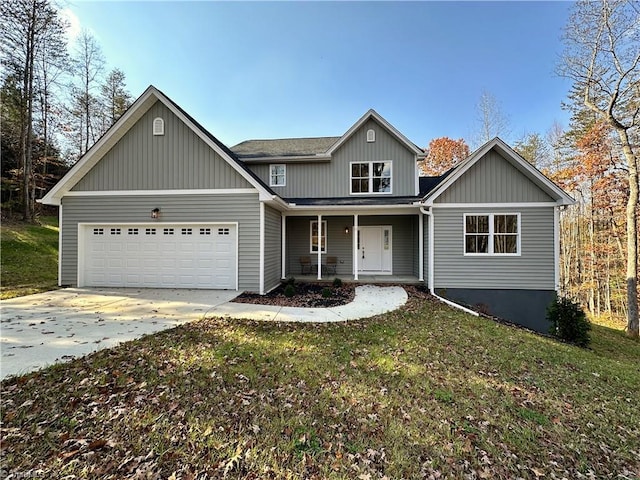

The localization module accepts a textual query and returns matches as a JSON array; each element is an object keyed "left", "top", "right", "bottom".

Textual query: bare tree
[
  {"left": 560, "top": 0, "right": 639, "bottom": 337},
  {"left": 0, "top": 0, "right": 67, "bottom": 221},
  {"left": 473, "top": 89, "right": 511, "bottom": 147}
]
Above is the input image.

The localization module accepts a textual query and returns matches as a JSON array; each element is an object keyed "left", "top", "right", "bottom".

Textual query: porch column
[
  {"left": 353, "top": 214, "right": 359, "bottom": 281},
  {"left": 418, "top": 212, "right": 424, "bottom": 281},
  {"left": 281, "top": 215, "right": 286, "bottom": 279},
  {"left": 317, "top": 214, "right": 322, "bottom": 280}
]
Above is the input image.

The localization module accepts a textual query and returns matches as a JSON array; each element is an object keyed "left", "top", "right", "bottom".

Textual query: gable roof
[
  {"left": 327, "top": 109, "right": 424, "bottom": 157},
  {"left": 40, "top": 85, "right": 279, "bottom": 206},
  {"left": 421, "top": 137, "right": 575, "bottom": 206},
  {"left": 232, "top": 137, "right": 340, "bottom": 161}
]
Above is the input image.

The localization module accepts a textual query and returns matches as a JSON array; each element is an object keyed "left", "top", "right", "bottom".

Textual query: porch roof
[{"left": 286, "top": 196, "right": 421, "bottom": 206}]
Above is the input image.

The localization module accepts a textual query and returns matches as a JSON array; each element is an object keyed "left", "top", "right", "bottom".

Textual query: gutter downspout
[{"left": 419, "top": 205, "right": 479, "bottom": 317}]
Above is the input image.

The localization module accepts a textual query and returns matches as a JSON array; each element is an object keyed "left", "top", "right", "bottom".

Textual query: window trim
[
  {"left": 310, "top": 220, "right": 327, "bottom": 254},
  {"left": 463, "top": 213, "right": 521, "bottom": 256},
  {"left": 349, "top": 160, "right": 393, "bottom": 195},
  {"left": 269, "top": 164, "right": 286, "bottom": 187}
]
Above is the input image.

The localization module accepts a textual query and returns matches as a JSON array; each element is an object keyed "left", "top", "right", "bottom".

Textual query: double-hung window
[
  {"left": 310, "top": 220, "right": 327, "bottom": 253},
  {"left": 270, "top": 164, "right": 286, "bottom": 187},
  {"left": 350, "top": 161, "right": 392, "bottom": 194},
  {"left": 464, "top": 213, "right": 520, "bottom": 255}
]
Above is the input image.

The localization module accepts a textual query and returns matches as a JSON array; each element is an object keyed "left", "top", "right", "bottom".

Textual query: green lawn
[
  {"left": 1, "top": 290, "right": 638, "bottom": 479},
  {"left": 0, "top": 216, "right": 59, "bottom": 299}
]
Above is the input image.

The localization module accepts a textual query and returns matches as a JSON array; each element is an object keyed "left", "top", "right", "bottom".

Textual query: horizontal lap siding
[
  {"left": 264, "top": 205, "right": 282, "bottom": 292},
  {"left": 435, "top": 150, "right": 554, "bottom": 203},
  {"left": 61, "top": 194, "right": 260, "bottom": 290},
  {"left": 72, "top": 101, "right": 252, "bottom": 191},
  {"left": 433, "top": 207, "right": 555, "bottom": 290},
  {"left": 246, "top": 119, "right": 417, "bottom": 198}
]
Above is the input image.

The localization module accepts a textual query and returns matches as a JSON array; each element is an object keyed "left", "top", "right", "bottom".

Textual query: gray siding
[
  {"left": 435, "top": 150, "right": 554, "bottom": 203},
  {"left": 60, "top": 193, "right": 260, "bottom": 291},
  {"left": 433, "top": 207, "right": 555, "bottom": 290},
  {"left": 264, "top": 205, "right": 282, "bottom": 292},
  {"left": 72, "top": 100, "right": 252, "bottom": 191},
  {"left": 247, "top": 118, "right": 417, "bottom": 198},
  {"left": 284, "top": 215, "right": 417, "bottom": 277}
]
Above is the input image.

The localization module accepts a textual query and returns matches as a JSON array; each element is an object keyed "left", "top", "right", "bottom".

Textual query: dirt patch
[{"left": 234, "top": 282, "right": 356, "bottom": 308}]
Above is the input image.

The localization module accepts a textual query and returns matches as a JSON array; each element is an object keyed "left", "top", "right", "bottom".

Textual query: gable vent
[
  {"left": 153, "top": 117, "right": 165, "bottom": 136},
  {"left": 366, "top": 128, "right": 375, "bottom": 143}
]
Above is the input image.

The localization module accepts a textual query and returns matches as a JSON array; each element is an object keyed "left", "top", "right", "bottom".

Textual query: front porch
[{"left": 281, "top": 212, "right": 425, "bottom": 284}]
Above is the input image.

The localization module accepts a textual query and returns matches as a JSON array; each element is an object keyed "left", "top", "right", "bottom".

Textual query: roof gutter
[{"left": 419, "top": 203, "right": 479, "bottom": 317}]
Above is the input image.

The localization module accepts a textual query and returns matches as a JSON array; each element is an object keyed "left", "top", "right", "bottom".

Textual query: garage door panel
[{"left": 83, "top": 223, "right": 236, "bottom": 289}]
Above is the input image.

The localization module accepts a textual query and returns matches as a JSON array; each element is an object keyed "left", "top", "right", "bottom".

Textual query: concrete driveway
[{"left": 0, "top": 288, "right": 239, "bottom": 379}]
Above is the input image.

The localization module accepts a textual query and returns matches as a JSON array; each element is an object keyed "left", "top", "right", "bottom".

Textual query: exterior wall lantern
[
  {"left": 344, "top": 226, "right": 350, "bottom": 234},
  {"left": 151, "top": 208, "right": 160, "bottom": 219}
]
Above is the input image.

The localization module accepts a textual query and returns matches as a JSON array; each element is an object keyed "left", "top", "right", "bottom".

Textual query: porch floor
[{"left": 287, "top": 274, "right": 423, "bottom": 285}]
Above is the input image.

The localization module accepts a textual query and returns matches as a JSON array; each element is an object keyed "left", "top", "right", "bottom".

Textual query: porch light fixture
[
  {"left": 151, "top": 208, "right": 160, "bottom": 219},
  {"left": 344, "top": 226, "right": 350, "bottom": 234}
]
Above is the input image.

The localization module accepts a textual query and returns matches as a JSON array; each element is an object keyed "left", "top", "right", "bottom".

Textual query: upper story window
[
  {"left": 366, "top": 129, "right": 376, "bottom": 142},
  {"left": 270, "top": 164, "right": 286, "bottom": 187},
  {"left": 350, "top": 161, "right": 392, "bottom": 194},
  {"left": 464, "top": 213, "right": 520, "bottom": 256}
]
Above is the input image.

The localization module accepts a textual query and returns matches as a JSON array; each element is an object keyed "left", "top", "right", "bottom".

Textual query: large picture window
[
  {"left": 310, "top": 220, "right": 327, "bottom": 253},
  {"left": 350, "top": 161, "right": 392, "bottom": 194},
  {"left": 269, "top": 164, "right": 286, "bottom": 187},
  {"left": 464, "top": 213, "right": 520, "bottom": 255}
]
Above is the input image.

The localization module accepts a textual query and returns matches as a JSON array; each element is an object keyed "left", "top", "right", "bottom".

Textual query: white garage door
[{"left": 82, "top": 224, "right": 237, "bottom": 289}]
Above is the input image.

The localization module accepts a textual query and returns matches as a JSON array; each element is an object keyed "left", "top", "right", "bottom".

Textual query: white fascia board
[
  {"left": 65, "top": 188, "right": 258, "bottom": 197},
  {"left": 429, "top": 202, "right": 558, "bottom": 208},
  {"left": 326, "top": 109, "right": 423, "bottom": 156},
  {"left": 422, "top": 137, "right": 575, "bottom": 207},
  {"left": 284, "top": 205, "right": 420, "bottom": 216},
  {"left": 41, "top": 86, "right": 160, "bottom": 205}
]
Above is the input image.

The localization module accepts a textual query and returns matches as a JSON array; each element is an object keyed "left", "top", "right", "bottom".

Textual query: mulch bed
[{"left": 233, "top": 282, "right": 356, "bottom": 308}]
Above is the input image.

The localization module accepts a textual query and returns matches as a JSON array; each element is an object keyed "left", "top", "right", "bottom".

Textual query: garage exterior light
[{"left": 151, "top": 208, "right": 160, "bottom": 219}]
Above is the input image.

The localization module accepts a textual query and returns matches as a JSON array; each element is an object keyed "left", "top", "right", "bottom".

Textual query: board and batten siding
[
  {"left": 72, "top": 100, "right": 252, "bottom": 191},
  {"left": 60, "top": 193, "right": 260, "bottom": 291},
  {"left": 435, "top": 150, "right": 554, "bottom": 204},
  {"left": 433, "top": 207, "right": 555, "bottom": 290},
  {"left": 247, "top": 118, "right": 417, "bottom": 198},
  {"left": 263, "top": 205, "right": 282, "bottom": 292}
]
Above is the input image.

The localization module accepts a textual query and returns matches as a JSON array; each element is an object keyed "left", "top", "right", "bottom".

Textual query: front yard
[{"left": 1, "top": 289, "right": 638, "bottom": 479}]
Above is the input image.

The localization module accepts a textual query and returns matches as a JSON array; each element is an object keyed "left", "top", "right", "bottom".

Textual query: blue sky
[{"left": 64, "top": 1, "right": 574, "bottom": 148}]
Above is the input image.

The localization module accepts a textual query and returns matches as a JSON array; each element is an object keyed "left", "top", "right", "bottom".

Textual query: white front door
[{"left": 357, "top": 226, "right": 392, "bottom": 274}]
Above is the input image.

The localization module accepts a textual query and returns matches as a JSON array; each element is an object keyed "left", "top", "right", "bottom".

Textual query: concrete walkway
[
  {"left": 1, "top": 285, "right": 408, "bottom": 379},
  {"left": 213, "top": 285, "right": 408, "bottom": 322}
]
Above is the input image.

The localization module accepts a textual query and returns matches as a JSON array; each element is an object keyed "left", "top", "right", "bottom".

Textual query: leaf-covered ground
[
  {"left": 1, "top": 289, "right": 639, "bottom": 479},
  {"left": 234, "top": 282, "right": 355, "bottom": 308}
]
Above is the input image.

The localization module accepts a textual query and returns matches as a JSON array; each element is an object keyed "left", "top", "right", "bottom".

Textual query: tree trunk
[{"left": 617, "top": 127, "right": 639, "bottom": 337}]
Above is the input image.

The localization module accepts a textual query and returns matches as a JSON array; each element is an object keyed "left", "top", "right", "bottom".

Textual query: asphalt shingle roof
[{"left": 231, "top": 137, "right": 341, "bottom": 159}]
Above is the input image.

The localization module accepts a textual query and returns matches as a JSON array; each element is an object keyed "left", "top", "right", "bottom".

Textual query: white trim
[
  {"left": 422, "top": 137, "right": 575, "bottom": 207},
  {"left": 41, "top": 86, "right": 274, "bottom": 206},
  {"left": 554, "top": 206, "right": 560, "bottom": 292},
  {"left": 259, "top": 202, "right": 265, "bottom": 295},
  {"left": 286, "top": 205, "right": 419, "bottom": 215},
  {"left": 310, "top": 219, "right": 327, "bottom": 254},
  {"left": 463, "top": 213, "right": 521, "bottom": 256},
  {"left": 366, "top": 128, "right": 376, "bottom": 142},
  {"left": 152, "top": 117, "right": 164, "bottom": 136},
  {"left": 58, "top": 206, "right": 62, "bottom": 286},
  {"left": 353, "top": 214, "right": 359, "bottom": 280},
  {"left": 317, "top": 215, "right": 322, "bottom": 280},
  {"left": 418, "top": 211, "right": 424, "bottom": 281},
  {"left": 281, "top": 215, "right": 286, "bottom": 279},
  {"left": 269, "top": 164, "right": 286, "bottom": 187},
  {"left": 326, "top": 109, "right": 423, "bottom": 156},
  {"left": 349, "top": 160, "right": 393, "bottom": 195},
  {"left": 431, "top": 202, "right": 557, "bottom": 208},
  {"left": 428, "top": 210, "right": 434, "bottom": 291},
  {"left": 64, "top": 188, "right": 258, "bottom": 197}
]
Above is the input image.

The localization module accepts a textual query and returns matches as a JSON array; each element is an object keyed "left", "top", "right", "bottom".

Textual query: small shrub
[
  {"left": 284, "top": 284, "right": 296, "bottom": 298},
  {"left": 321, "top": 287, "right": 332, "bottom": 298},
  {"left": 547, "top": 296, "right": 591, "bottom": 347},
  {"left": 332, "top": 277, "right": 343, "bottom": 288},
  {"left": 285, "top": 276, "right": 296, "bottom": 286}
]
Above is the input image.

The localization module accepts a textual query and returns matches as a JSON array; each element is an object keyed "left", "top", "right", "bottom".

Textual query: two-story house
[{"left": 41, "top": 86, "right": 574, "bottom": 332}]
